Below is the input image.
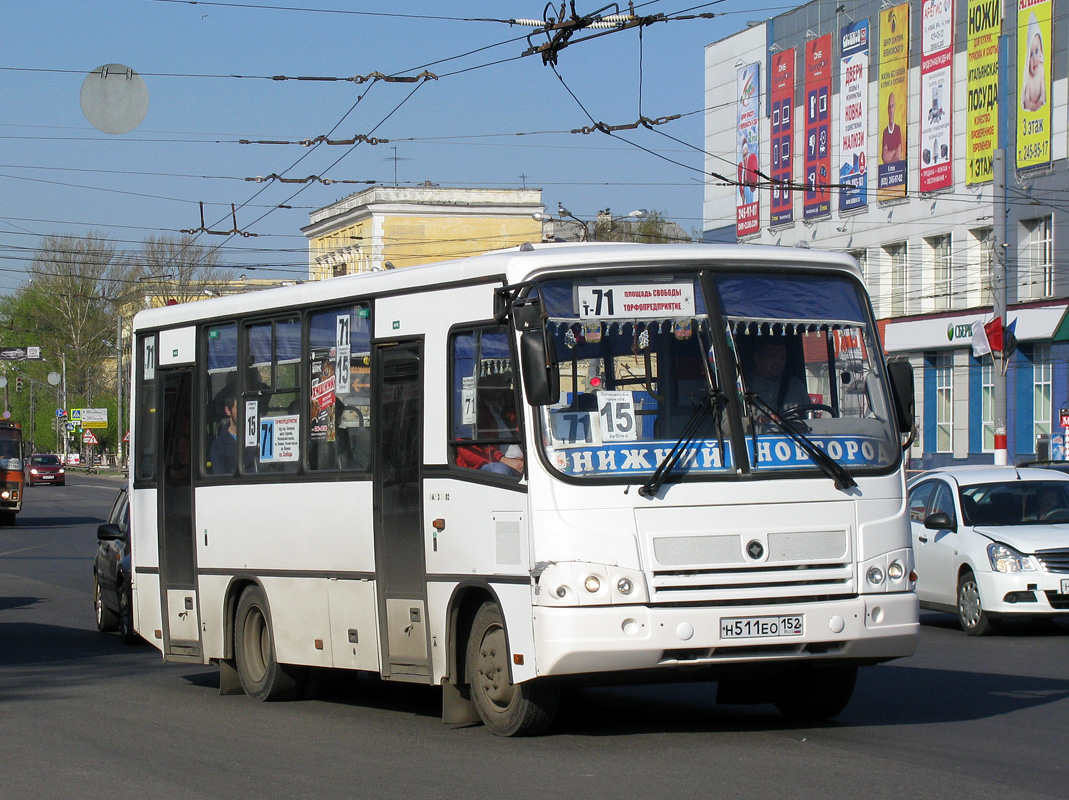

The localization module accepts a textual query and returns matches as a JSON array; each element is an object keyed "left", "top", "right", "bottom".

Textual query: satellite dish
[{"left": 80, "top": 64, "right": 149, "bottom": 135}]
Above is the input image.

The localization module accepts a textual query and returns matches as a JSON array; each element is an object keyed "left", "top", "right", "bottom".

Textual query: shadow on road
[{"left": 0, "top": 596, "right": 39, "bottom": 612}]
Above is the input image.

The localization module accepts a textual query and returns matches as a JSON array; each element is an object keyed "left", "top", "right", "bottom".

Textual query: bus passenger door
[
  {"left": 373, "top": 341, "right": 429, "bottom": 680},
  {"left": 157, "top": 368, "right": 201, "bottom": 659}
]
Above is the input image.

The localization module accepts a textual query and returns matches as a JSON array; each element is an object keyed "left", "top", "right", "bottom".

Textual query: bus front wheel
[
  {"left": 234, "top": 585, "right": 305, "bottom": 701},
  {"left": 773, "top": 663, "right": 857, "bottom": 722},
  {"left": 466, "top": 602, "right": 559, "bottom": 736}
]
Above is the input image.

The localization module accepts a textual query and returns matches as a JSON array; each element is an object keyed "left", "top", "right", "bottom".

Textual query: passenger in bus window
[
  {"left": 455, "top": 373, "right": 524, "bottom": 477},
  {"left": 745, "top": 339, "right": 808, "bottom": 417},
  {"left": 209, "top": 393, "right": 239, "bottom": 475}
]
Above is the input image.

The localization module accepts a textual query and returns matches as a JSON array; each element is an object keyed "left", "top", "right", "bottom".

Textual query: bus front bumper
[{"left": 531, "top": 592, "right": 918, "bottom": 678}]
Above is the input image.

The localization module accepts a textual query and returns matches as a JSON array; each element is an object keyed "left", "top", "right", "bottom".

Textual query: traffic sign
[
  {"left": 56, "top": 408, "right": 66, "bottom": 418},
  {"left": 82, "top": 429, "right": 99, "bottom": 445}
]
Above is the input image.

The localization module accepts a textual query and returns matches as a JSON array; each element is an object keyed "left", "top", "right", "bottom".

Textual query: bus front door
[
  {"left": 157, "top": 368, "right": 201, "bottom": 660},
  {"left": 373, "top": 341, "right": 430, "bottom": 680}
]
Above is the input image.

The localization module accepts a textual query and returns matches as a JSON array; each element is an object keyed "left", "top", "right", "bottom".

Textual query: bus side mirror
[
  {"left": 887, "top": 360, "right": 915, "bottom": 434},
  {"left": 520, "top": 330, "right": 560, "bottom": 406}
]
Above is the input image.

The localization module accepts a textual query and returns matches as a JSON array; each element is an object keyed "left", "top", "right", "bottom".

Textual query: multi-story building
[
  {"left": 303, "top": 185, "right": 543, "bottom": 280},
  {"left": 704, "top": 0, "right": 1067, "bottom": 467}
]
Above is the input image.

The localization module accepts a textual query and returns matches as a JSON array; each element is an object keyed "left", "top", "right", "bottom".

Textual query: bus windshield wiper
[
  {"left": 745, "top": 394, "right": 857, "bottom": 491},
  {"left": 639, "top": 387, "right": 725, "bottom": 498}
]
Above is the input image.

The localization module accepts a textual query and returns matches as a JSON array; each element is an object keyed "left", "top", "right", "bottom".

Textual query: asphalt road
[{"left": 2, "top": 474, "right": 1068, "bottom": 800}]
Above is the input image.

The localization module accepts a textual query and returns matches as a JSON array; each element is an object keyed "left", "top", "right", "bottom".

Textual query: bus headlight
[
  {"left": 866, "top": 566, "right": 885, "bottom": 586},
  {"left": 0, "top": 490, "right": 10, "bottom": 500},
  {"left": 534, "top": 562, "right": 649, "bottom": 606}
]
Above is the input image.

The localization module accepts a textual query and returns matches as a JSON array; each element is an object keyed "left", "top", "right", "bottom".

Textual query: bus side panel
[
  {"left": 195, "top": 482, "right": 375, "bottom": 572},
  {"left": 326, "top": 578, "right": 380, "bottom": 671},
  {"left": 260, "top": 576, "right": 333, "bottom": 667},
  {"left": 131, "top": 488, "right": 160, "bottom": 569},
  {"left": 424, "top": 478, "right": 528, "bottom": 578},
  {"left": 195, "top": 482, "right": 376, "bottom": 668},
  {"left": 133, "top": 571, "right": 164, "bottom": 653},
  {"left": 426, "top": 580, "right": 538, "bottom": 685}
]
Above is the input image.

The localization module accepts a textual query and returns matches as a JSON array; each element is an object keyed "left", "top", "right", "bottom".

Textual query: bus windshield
[{"left": 534, "top": 269, "right": 900, "bottom": 481}]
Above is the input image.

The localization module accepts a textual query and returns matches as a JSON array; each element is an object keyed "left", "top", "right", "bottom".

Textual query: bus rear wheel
[
  {"left": 773, "top": 663, "right": 857, "bottom": 722},
  {"left": 466, "top": 601, "right": 559, "bottom": 736},
  {"left": 234, "top": 585, "right": 305, "bottom": 701}
]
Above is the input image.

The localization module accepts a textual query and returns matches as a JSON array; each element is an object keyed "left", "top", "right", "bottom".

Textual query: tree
[
  {"left": 125, "top": 234, "right": 234, "bottom": 306},
  {"left": 593, "top": 209, "right": 692, "bottom": 244},
  {"left": 1, "top": 232, "right": 130, "bottom": 403}
]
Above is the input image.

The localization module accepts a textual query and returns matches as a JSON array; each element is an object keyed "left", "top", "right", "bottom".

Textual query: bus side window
[
  {"left": 449, "top": 326, "right": 523, "bottom": 478},
  {"left": 245, "top": 319, "right": 299, "bottom": 475},
  {"left": 308, "top": 304, "right": 372, "bottom": 472},
  {"left": 203, "top": 323, "right": 238, "bottom": 477}
]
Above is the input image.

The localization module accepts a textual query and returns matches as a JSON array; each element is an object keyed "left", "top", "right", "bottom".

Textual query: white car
[{"left": 907, "top": 466, "right": 1069, "bottom": 635}]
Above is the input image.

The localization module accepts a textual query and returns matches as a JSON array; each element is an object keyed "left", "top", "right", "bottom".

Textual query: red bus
[{"left": 0, "top": 421, "right": 24, "bottom": 525}]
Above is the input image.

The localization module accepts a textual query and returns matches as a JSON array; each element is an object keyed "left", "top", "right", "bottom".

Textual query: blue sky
[{"left": 0, "top": 0, "right": 778, "bottom": 289}]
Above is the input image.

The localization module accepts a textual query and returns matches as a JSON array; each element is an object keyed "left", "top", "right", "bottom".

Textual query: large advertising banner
[
  {"left": 878, "top": 5, "right": 909, "bottom": 201},
  {"left": 920, "top": 0, "right": 954, "bottom": 192},
  {"left": 736, "top": 62, "right": 761, "bottom": 238},
  {"left": 966, "top": 0, "right": 1001, "bottom": 184},
  {"left": 1016, "top": 0, "right": 1052, "bottom": 170},
  {"left": 770, "top": 49, "right": 795, "bottom": 227},
  {"left": 838, "top": 20, "right": 869, "bottom": 212},
  {"left": 803, "top": 34, "right": 832, "bottom": 220}
]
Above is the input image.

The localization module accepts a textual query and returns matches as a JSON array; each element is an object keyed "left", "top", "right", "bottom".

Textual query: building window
[
  {"left": 1022, "top": 216, "right": 1053, "bottom": 299},
  {"left": 1034, "top": 344, "right": 1052, "bottom": 452},
  {"left": 935, "top": 352, "right": 952, "bottom": 453},
  {"left": 980, "top": 359, "right": 994, "bottom": 452},
  {"left": 970, "top": 227, "right": 994, "bottom": 306},
  {"left": 928, "top": 234, "right": 952, "bottom": 311},
  {"left": 887, "top": 242, "right": 908, "bottom": 315}
]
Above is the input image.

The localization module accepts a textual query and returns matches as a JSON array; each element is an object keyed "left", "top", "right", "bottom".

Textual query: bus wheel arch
[
  {"left": 232, "top": 582, "right": 306, "bottom": 701},
  {"left": 464, "top": 600, "right": 560, "bottom": 736}
]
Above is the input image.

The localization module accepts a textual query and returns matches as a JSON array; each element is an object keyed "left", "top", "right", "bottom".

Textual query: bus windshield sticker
[
  {"left": 461, "top": 376, "right": 477, "bottom": 426},
  {"left": 596, "top": 391, "right": 638, "bottom": 442},
  {"left": 550, "top": 439, "right": 731, "bottom": 476},
  {"left": 260, "top": 415, "right": 300, "bottom": 462},
  {"left": 335, "top": 314, "right": 351, "bottom": 395},
  {"left": 750, "top": 435, "right": 892, "bottom": 469},
  {"left": 548, "top": 409, "right": 597, "bottom": 447},
  {"left": 577, "top": 284, "right": 696, "bottom": 320},
  {"left": 244, "top": 400, "right": 259, "bottom": 448}
]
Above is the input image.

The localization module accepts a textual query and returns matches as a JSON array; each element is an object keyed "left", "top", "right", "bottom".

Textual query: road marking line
[{"left": 0, "top": 542, "right": 55, "bottom": 557}]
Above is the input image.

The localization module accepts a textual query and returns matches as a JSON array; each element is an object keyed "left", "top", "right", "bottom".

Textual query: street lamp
[{"left": 532, "top": 206, "right": 649, "bottom": 242}]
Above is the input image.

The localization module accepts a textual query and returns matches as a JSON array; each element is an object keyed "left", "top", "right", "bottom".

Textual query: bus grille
[
  {"left": 649, "top": 529, "right": 853, "bottom": 604},
  {"left": 1036, "top": 548, "right": 1069, "bottom": 574}
]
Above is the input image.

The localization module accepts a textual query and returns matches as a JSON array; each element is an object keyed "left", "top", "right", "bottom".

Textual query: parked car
[
  {"left": 26, "top": 453, "right": 65, "bottom": 486},
  {"left": 907, "top": 465, "right": 1069, "bottom": 635},
  {"left": 94, "top": 485, "right": 138, "bottom": 644}
]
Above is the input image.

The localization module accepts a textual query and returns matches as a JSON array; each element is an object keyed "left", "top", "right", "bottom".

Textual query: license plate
[
  {"left": 1061, "top": 579, "right": 1069, "bottom": 595},
  {"left": 720, "top": 615, "right": 804, "bottom": 639}
]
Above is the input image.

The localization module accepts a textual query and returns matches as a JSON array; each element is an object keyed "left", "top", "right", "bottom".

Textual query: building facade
[
  {"left": 704, "top": 0, "right": 1068, "bottom": 468},
  {"left": 302, "top": 186, "right": 544, "bottom": 280}
]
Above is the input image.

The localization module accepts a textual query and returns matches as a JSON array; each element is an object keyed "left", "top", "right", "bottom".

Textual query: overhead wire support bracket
[
  {"left": 522, "top": 2, "right": 665, "bottom": 65},
  {"left": 245, "top": 175, "right": 377, "bottom": 186},
  {"left": 570, "top": 114, "right": 681, "bottom": 134},
  {"left": 180, "top": 202, "right": 258, "bottom": 238},
  {"left": 238, "top": 134, "right": 390, "bottom": 147}
]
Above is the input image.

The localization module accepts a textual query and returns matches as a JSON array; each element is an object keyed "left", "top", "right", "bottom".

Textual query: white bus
[{"left": 129, "top": 243, "right": 917, "bottom": 736}]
